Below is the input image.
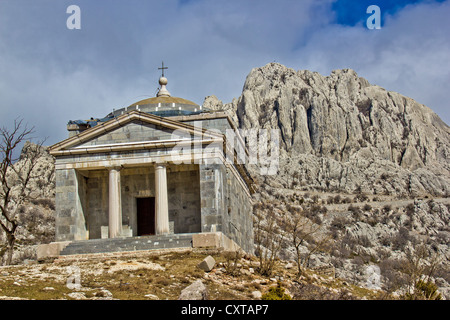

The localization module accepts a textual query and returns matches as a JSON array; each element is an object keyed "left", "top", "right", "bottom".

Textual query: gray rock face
[
  {"left": 15, "top": 141, "right": 56, "bottom": 199},
  {"left": 209, "top": 63, "right": 450, "bottom": 196}
]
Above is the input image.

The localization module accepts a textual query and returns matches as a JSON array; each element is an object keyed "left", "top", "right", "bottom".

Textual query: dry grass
[{"left": 0, "top": 248, "right": 384, "bottom": 300}]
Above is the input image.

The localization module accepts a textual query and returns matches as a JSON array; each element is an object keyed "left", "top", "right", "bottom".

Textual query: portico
[
  {"left": 54, "top": 159, "right": 203, "bottom": 241},
  {"left": 105, "top": 163, "right": 170, "bottom": 239}
]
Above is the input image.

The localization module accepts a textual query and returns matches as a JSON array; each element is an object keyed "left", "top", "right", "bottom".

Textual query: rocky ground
[
  {"left": 253, "top": 185, "right": 450, "bottom": 299},
  {"left": 0, "top": 248, "right": 385, "bottom": 300}
]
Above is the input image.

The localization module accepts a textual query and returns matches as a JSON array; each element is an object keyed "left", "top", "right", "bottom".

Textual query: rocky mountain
[
  {"left": 204, "top": 63, "right": 450, "bottom": 197},
  {"left": 205, "top": 63, "right": 450, "bottom": 298}
]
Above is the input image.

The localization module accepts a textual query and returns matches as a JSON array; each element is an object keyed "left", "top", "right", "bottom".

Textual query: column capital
[{"left": 106, "top": 165, "right": 123, "bottom": 171}]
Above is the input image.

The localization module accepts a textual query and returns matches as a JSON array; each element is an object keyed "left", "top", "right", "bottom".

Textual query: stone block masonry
[
  {"left": 36, "top": 232, "right": 242, "bottom": 259},
  {"left": 55, "top": 169, "right": 88, "bottom": 241}
]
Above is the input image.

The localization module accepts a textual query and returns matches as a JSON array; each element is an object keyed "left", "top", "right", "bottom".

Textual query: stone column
[
  {"left": 155, "top": 163, "right": 169, "bottom": 235},
  {"left": 108, "top": 166, "right": 122, "bottom": 238}
]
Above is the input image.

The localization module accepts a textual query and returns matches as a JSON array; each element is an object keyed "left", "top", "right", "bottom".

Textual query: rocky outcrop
[
  {"left": 207, "top": 63, "right": 450, "bottom": 196},
  {"left": 1, "top": 142, "right": 56, "bottom": 264},
  {"left": 15, "top": 141, "right": 56, "bottom": 199}
]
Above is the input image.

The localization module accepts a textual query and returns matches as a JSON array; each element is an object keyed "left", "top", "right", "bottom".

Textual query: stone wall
[
  {"left": 200, "top": 164, "right": 226, "bottom": 234},
  {"left": 183, "top": 117, "right": 230, "bottom": 135},
  {"left": 167, "top": 165, "right": 202, "bottom": 233},
  {"left": 199, "top": 164, "right": 253, "bottom": 254},
  {"left": 83, "top": 170, "right": 108, "bottom": 239},
  {"left": 55, "top": 169, "right": 88, "bottom": 241},
  {"left": 225, "top": 166, "right": 254, "bottom": 253}
]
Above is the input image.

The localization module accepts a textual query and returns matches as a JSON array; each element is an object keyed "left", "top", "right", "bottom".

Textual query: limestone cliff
[{"left": 205, "top": 63, "right": 450, "bottom": 196}]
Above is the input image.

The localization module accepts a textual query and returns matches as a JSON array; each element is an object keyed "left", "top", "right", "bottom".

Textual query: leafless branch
[{"left": 0, "top": 119, "right": 42, "bottom": 265}]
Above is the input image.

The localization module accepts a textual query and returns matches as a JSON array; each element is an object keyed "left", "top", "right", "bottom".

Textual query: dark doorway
[{"left": 136, "top": 197, "right": 156, "bottom": 236}]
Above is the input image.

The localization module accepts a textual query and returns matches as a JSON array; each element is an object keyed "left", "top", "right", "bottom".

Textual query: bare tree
[
  {"left": 0, "top": 119, "right": 43, "bottom": 265},
  {"left": 283, "top": 205, "right": 331, "bottom": 276},
  {"left": 253, "top": 202, "right": 285, "bottom": 277}
]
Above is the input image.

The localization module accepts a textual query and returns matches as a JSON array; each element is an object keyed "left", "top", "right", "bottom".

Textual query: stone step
[{"left": 60, "top": 233, "right": 194, "bottom": 256}]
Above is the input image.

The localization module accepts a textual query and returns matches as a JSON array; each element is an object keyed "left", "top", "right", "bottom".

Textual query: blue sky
[
  {"left": 0, "top": 0, "right": 449, "bottom": 146},
  {"left": 332, "top": 0, "right": 446, "bottom": 26}
]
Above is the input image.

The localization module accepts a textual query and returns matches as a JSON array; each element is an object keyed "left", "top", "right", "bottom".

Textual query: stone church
[{"left": 46, "top": 68, "right": 254, "bottom": 256}]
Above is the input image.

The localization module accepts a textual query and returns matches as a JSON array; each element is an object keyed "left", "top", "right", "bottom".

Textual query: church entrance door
[{"left": 137, "top": 197, "right": 156, "bottom": 236}]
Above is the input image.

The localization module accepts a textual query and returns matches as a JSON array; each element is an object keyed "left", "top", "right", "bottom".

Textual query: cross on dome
[
  {"left": 158, "top": 61, "right": 168, "bottom": 78},
  {"left": 157, "top": 61, "right": 171, "bottom": 97}
]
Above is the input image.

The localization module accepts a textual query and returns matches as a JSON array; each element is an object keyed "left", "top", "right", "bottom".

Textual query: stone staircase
[{"left": 59, "top": 233, "right": 194, "bottom": 256}]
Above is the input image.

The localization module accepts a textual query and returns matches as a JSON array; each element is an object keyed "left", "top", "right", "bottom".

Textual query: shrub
[
  {"left": 366, "top": 216, "right": 379, "bottom": 227},
  {"left": 348, "top": 205, "right": 362, "bottom": 220},
  {"left": 404, "top": 280, "right": 442, "bottom": 300},
  {"left": 358, "top": 235, "right": 373, "bottom": 247},
  {"left": 380, "top": 235, "right": 392, "bottom": 247},
  {"left": 330, "top": 216, "right": 349, "bottom": 231},
  {"left": 355, "top": 193, "right": 369, "bottom": 202},
  {"left": 223, "top": 250, "right": 242, "bottom": 276},
  {"left": 379, "top": 258, "right": 409, "bottom": 292},
  {"left": 342, "top": 197, "right": 353, "bottom": 204},
  {"left": 326, "top": 196, "right": 334, "bottom": 204},
  {"left": 405, "top": 203, "right": 415, "bottom": 216},
  {"left": 392, "top": 227, "right": 410, "bottom": 250},
  {"left": 341, "top": 234, "right": 358, "bottom": 251},
  {"left": 261, "top": 283, "right": 291, "bottom": 300},
  {"left": 333, "top": 195, "right": 342, "bottom": 204}
]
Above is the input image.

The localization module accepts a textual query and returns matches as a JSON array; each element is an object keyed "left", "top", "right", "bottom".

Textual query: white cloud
[{"left": 0, "top": 0, "right": 448, "bottom": 147}]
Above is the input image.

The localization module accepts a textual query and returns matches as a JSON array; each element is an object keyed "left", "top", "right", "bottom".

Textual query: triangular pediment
[{"left": 49, "top": 110, "right": 222, "bottom": 155}]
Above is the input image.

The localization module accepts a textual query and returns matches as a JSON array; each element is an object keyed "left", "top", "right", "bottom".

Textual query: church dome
[
  {"left": 68, "top": 64, "right": 209, "bottom": 134},
  {"left": 108, "top": 71, "right": 208, "bottom": 118}
]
